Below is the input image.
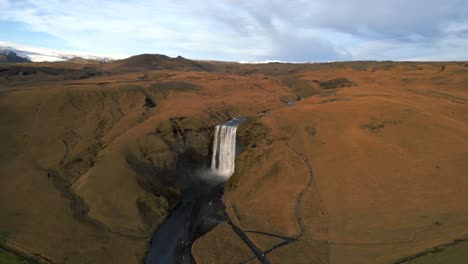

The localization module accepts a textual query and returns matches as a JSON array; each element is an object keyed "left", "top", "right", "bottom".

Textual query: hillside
[
  {"left": 0, "top": 57, "right": 467, "bottom": 264},
  {"left": 110, "top": 54, "right": 213, "bottom": 71},
  {"left": 198, "top": 62, "right": 468, "bottom": 264}
]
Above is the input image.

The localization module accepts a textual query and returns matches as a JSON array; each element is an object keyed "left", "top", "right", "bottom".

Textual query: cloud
[{"left": 0, "top": 0, "right": 467, "bottom": 61}]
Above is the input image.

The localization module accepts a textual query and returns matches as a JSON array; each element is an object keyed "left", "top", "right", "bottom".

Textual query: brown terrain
[{"left": 0, "top": 56, "right": 467, "bottom": 264}]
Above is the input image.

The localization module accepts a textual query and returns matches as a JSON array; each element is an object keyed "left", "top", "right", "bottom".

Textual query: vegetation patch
[
  {"left": 0, "top": 66, "right": 102, "bottom": 80},
  {"left": 249, "top": 161, "right": 281, "bottom": 195},
  {"left": 316, "top": 78, "right": 354, "bottom": 89},
  {"left": 149, "top": 81, "right": 201, "bottom": 94},
  {"left": 319, "top": 89, "right": 338, "bottom": 97},
  {"left": 407, "top": 89, "right": 467, "bottom": 105},
  {"left": 351, "top": 65, "right": 368, "bottom": 71},
  {"left": 45, "top": 142, "right": 107, "bottom": 228},
  {"left": 370, "top": 64, "right": 395, "bottom": 72},
  {"left": 402, "top": 78, "right": 413, "bottom": 84},
  {"left": 0, "top": 248, "right": 37, "bottom": 264},
  {"left": 227, "top": 118, "right": 271, "bottom": 191},
  {"left": 282, "top": 77, "right": 321, "bottom": 98},
  {"left": 305, "top": 126, "right": 317, "bottom": 136},
  {"left": 318, "top": 98, "right": 351, "bottom": 104},
  {"left": 397, "top": 239, "right": 468, "bottom": 264},
  {"left": 0, "top": 232, "right": 37, "bottom": 264},
  {"left": 430, "top": 76, "right": 451, "bottom": 86},
  {"left": 0, "top": 231, "right": 9, "bottom": 244},
  {"left": 136, "top": 194, "right": 170, "bottom": 230},
  {"left": 360, "top": 119, "right": 399, "bottom": 134},
  {"left": 236, "top": 117, "right": 270, "bottom": 148}
]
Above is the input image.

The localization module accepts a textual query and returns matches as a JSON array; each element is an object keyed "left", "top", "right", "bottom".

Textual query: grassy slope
[
  {"left": 0, "top": 248, "right": 36, "bottom": 264},
  {"left": 0, "top": 62, "right": 293, "bottom": 263},
  {"left": 0, "top": 232, "right": 35, "bottom": 264},
  {"left": 404, "top": 241, "right": 468, "bottom": 264},
  {"left": 1, "top": 60, "right": 467, "bottom": 263},
  {"left": 194, "top": 62, "right": 468, "bottom": 263}
]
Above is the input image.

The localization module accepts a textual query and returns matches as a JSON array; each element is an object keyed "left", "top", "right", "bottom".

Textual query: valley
[{"left": 0, "top": 56, "right": 467, "bottom": 264}]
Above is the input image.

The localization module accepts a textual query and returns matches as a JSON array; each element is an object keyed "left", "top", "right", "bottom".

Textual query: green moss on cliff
[{"left": 226, "top": 117, "right": 270, "bottom": 191}]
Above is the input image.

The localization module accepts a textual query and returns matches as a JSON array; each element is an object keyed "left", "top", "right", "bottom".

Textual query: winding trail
[
  {"left": 237, "top": 129, "right": 468, "bottom": 264},
  {"left": 286, "top": 130, "right": 315, "bottom": 239},
  {"left": 235, "top": 130, "right": 317, "bottom": 263},
  {"left": 223, "top": 214, "right": 272, "bottom": 264},
  {"left": 394, "top": 238, "right": 468, "bottom": 264},
  {"left": 243, "top": 230, "right": 296, "bottom": 241},
  {"left": 145, "top": 126, "right": 317, "bottom": 264}
]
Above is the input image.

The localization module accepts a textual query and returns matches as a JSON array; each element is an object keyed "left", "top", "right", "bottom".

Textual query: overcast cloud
[{"left": 0, "top": 0, "right": 467, "bottom": 61}]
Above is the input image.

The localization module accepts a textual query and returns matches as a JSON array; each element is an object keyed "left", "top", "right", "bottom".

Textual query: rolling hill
[{"left": 0, "top": 55, "right": 467, "bottom": 264}]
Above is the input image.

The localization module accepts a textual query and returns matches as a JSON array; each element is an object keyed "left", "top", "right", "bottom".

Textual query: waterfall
[{"left": 211, "top": 118, "right": 246, "bottom": 178}]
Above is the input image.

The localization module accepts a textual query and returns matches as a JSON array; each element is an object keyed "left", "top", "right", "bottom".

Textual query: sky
[{"left": 1, "top": 0, "right": 468, "bottom": 62}]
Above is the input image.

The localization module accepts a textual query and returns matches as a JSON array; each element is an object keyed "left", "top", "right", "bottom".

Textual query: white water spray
[{"left": 210, "top": 118, "right": 246, "bottom": 179}]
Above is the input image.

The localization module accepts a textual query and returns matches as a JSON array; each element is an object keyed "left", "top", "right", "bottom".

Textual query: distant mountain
[
  {"left": 114, "top": 54, "right": 213, "bottom": 71},
  {"left": 0, "top": 50, "right": 32, "bottom": 63},
  {"left": 0, "top": 41, "right": 123, "bottom": 63}
]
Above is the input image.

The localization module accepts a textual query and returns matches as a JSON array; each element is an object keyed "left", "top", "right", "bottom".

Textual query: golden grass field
[{"left": 0, "top": 57, "right": 467, "bottom": 263}]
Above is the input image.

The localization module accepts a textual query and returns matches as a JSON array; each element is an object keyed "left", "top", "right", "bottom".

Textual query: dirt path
[
  {"left": 223, "top": 215, "right": 272, "bottom": 264},
  {"left": 394, "top": 238, "right": 468, "bottom": 264},
  {"left": 235, "top": 130, "right": 317, "bottom": 263}
]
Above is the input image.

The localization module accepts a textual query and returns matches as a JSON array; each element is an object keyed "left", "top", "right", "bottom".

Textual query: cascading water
[
  {"left": 210, "top": 117, "right": 247, "bottom": 178},
  {"left": 145, "top": 117, "right": 247, "bottom": 264}
]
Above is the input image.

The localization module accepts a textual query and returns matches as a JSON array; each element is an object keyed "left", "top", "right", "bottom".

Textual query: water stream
[{"left": 145, "top": 117, "right": 246, "bottom": 264}]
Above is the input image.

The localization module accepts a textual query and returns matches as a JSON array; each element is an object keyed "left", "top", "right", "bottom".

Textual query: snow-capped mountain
[
  {"left": 0, "top": 50, "right": 31, "bottom": 62},
  {"left": 0, "top": 41, "right": 125, "bottom": 62}
]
